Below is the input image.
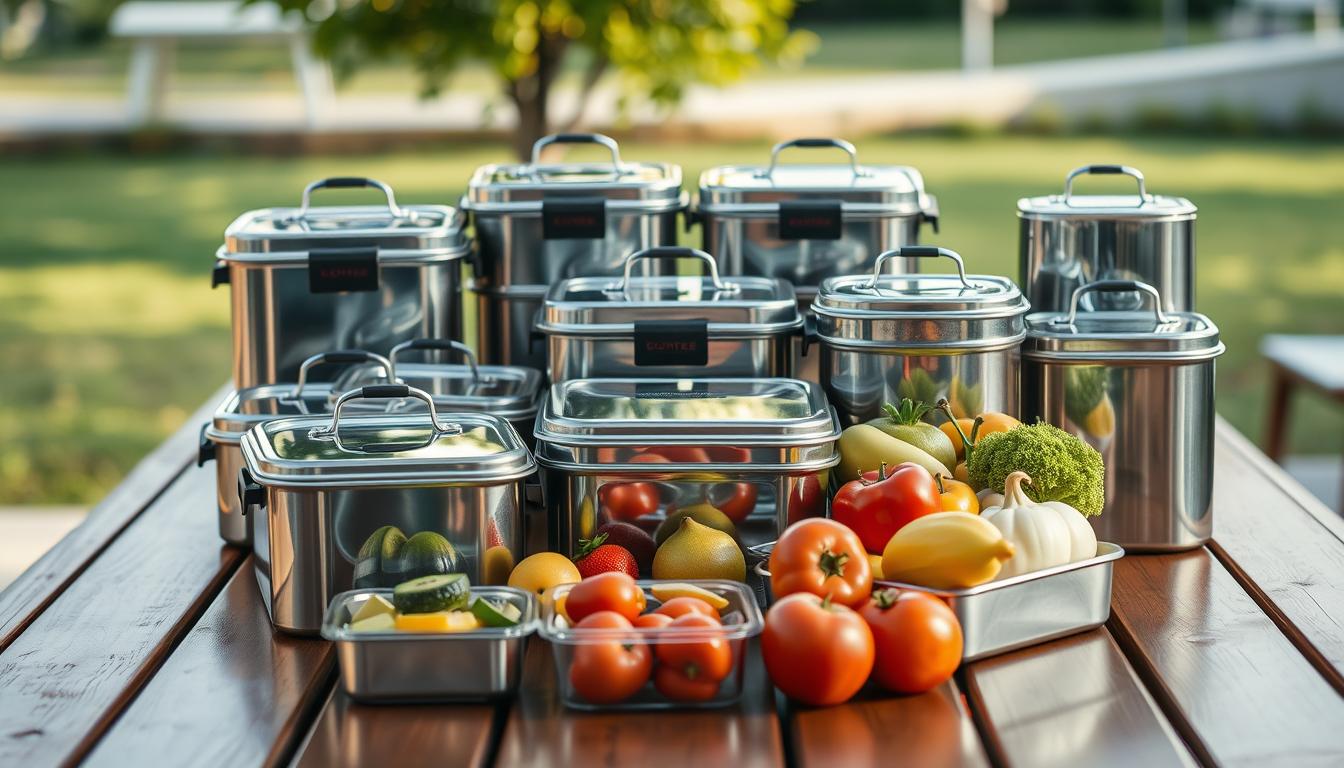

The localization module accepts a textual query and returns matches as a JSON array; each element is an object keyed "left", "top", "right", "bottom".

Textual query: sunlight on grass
[{"left": 0, "top": 264, "right": 229, "bottom": 335}]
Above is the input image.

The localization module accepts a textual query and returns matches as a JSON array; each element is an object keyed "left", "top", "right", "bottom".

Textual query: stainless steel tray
[
  {"left": 321, "top": 586, "right": 537, "bottom": 703},
  {"left": 751, "top": 541, "right": 1124, "bottom": 662}
]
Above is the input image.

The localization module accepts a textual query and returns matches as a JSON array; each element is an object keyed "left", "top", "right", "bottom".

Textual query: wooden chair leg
[{"left": 1265, "top": 366, "right": 1293, "bottom": 463}]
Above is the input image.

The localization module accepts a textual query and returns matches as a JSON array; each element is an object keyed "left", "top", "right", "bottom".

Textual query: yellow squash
[{"left": 881, "top": 511, "right": 1016, "bottom": 589}]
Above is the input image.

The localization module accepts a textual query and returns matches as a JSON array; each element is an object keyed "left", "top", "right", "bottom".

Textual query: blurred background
[{"left": 2, "top": 0, "right": 1342, "bottom": 585}]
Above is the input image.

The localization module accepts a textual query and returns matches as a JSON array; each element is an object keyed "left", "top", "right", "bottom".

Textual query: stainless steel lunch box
[
  {"left": 462, "top": 133, "right": 688, "bottom": 369},
  {"left": 199, "top": 350, "right": 395, "bottom": 546},
  {"left": 238, "top": 384, "right": 536, "bottom": 635},
  {"left": 813, "top": 246, "right": 1030, "bottom": 426},
  {"left": 533, "top": 378, "right": 841, "bottom": 559},
  {"left": 698, "top": 138, "right": 938, "bottom": 383},
  {"left": 536, "top": 247, "right": 803, "bottom": 384},
  {"left": 1019, "top": 164, "right": 1196, "bottom": 314},
  {"left": 217, "top": 177, "right": 470, "bottom": 388},
  {"left": 322, "top": 586, "right": 537, "bottom": 702},
  {"left": 1023, "top": 281, "right": 1225, "bottom": 551}
]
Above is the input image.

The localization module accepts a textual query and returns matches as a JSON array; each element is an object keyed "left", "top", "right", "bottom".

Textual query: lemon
[
  {"left": 654, "top": 503, "right": 736, "bottom": 547},
  {"left": 507, "top": 552, "right": 581, "bottom": 596},
  {"left": 652, "top": 518, "right": 746, "bottom": 581}
]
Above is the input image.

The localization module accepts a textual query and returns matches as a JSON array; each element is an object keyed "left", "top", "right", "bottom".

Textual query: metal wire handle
[
  {"left": 863, "top": 246, "right": 973, "bottom": 291},
  {"left": 1052, "top": 280, "right": 1175, "bottom": 328},
  {"left": 530, "top": 133, "right": 624, "bottom": 168},
  {"left": 294, "top": 177, "right": 405, "bottom": 220},
  {"left": 291, "top": 350, "right": 394, "bottom": 399},
  {"left": 1063, "top": 165, "right": 1150, "bottom": 206},
  {"left": 609, "top": 246, "right": 739, "bottom": 296},
  {"left": 390, "top": 339, "right": 482, "bottom": 384},
  {"left": 310, "top": 385, "right": 458, "bottom": 440},
  {"left": 759, "top": 137, "right": 866, "bottom": 178}
]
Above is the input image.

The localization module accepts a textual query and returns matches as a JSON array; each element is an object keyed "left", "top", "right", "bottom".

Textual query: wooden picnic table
[{"left": 4, "top": 388, "right": 1344, "bottom": 767}]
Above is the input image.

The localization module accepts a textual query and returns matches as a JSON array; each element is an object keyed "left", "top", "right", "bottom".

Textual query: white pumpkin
[
  {"left": 981, "top": 471, "right": 1073, "bottom": 579},
  {"left": 1042, "top": 500, "right": 1098, "bottom": 562}
]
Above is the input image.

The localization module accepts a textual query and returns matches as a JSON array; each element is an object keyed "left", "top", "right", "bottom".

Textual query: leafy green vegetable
[
  {"left": 1064, "top": 366, "right": 1108, "bottom": 427},
  {"left": 896, "top": 369, "right": 941, "bottom": 406},
  {"left": 966, "top": 422, "right": 1106, "bottom": 517},
  {"left": 881, "top": 398, "right": 934, "bottom": 426}
]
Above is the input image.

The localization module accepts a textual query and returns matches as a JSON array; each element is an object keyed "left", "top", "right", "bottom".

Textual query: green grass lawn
[{"left": 2, "top": 134, "right": 1342, "bottom": 504}]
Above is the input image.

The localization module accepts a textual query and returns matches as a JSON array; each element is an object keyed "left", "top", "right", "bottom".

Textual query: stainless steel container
[
  {"left": 218, "top": 177, "right": 470, "bottom": 388},
  {"left": 238, "top": 384, "right": 536, "bottom": 634},
  {"left": 698, "top": 138, "right": 939, "bottom": 383},
  {"left": 1022, "top": 281, "right": 1225, "bottom": 552},
  {"left": 540, "top": 579, "right": 762, "bottom": 710},
  {"left": 322, "top": 586, "right": 537, "bottom": 702},
  {"left": 1019, "top": 164, "right": 1197, "bottom": 314},
  {"left": 813, "top": 246, "right": 1030, "bottom": 427},
  {"left": 536, "top": 247, "right": 803, "bottom": 384},
  {"left": 199, "top": 350, "right": 395, "bottom": 547},
  {"left": 534, "top": 378, "right": 841, "bottom": 559},
  {"left": 462, "top": 133, "right": 688, "bottom": 369}
]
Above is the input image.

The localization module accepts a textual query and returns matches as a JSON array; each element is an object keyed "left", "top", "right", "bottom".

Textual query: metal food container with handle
[
  {"left": 199, "top": 350, "right": 395, "bottom": 547},
  {"left": 462, "top": 133, "right": 688, "bottom": 369},
  {"left": 813, "top": 246, "right": 1030, "bottom": 427},
  {"left": 217, "top": 177, "right": 469, "bottom": 388},
  {"left": 534, "top": 378, "right": 841, "bottom": 561},
  {"left": 536, "top": 247, "right": 803, "bottom": 384},
  {"left": 238, "top": 384, "right": 536, "bottom": 635},
  {"left": 1022, "top": 280, "right": 1225, "bottom": 551},
  {"left": 1019, "top": 164, "right": 1196, "bottom": 314}
]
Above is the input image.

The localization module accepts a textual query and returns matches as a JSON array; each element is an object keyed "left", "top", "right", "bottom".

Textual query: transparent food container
[
  {"left": 539, "top": 580, "right": 763, "bottom": 711},
  {"left": 322, "top": 586, "right": 538, "bottom": 703}
]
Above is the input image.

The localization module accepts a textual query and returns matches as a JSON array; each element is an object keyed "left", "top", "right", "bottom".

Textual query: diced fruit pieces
[
  {"left": 349, "top": 594, "right": 396, "bottom": 624},
  {"left": 349, "top": 613, "right": 396, "bottom": 632},
  {"left": 392, "top": 573, "right": 470, "bottom": 614},
  {"left": 650, "top": 582, "right": 730, "bottom": 611},
  {"left": 393, "top": 610, "right": 481, "bottom": 633},
  {"left": 471, "top": 597, "right": 522, "bottom": 627}
]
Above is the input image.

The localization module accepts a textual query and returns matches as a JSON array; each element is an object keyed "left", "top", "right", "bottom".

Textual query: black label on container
[
  {"left": 542, "top": 198, "right": 606, "bottom": 239},
  {"left": 633, "top": 320, "right": 709, "bottom": 367},
  {"left": 308, "top": 247, "right": 379, "bottom": 293},
  {"left": 778, "top": 200, "right": 843, "bottom": 240},
  {"left": 634, "top": 381, "right": 712, "bottom": 398}
]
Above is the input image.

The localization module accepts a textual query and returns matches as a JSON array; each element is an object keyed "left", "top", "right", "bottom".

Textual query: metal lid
[
  {"left": 536, "top": 248, "right": 800, "bottom": 335},
  {"left": 1017, "top": 165, "right": 1196, "bottom": 220},
  {"left": 207, "top": 350, "right": 396, "bottom": 442},
  {"left": 223, "top": 177, "right": 469, "bottom": 260},
  {"left": 698, "top": 138, "right": 930, "bottom": 216},
  {"left": 462, "top": 134, "right": 684, "bottom": 211},
  {"left": 334, "top": 339, "right": 543, "bottom": 421},
  {"left": 1024, "top": 281, "right": 1224, "bottom": 362},
  {"left": 813, "top": 247, "right": 1029, "bottom": 351},
  {"left": 239, "top": 385, "right": 535, "bottom": 487}
]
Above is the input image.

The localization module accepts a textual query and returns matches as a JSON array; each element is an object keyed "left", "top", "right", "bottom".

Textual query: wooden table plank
[
  {"left": 0, "top": 386, "right": 227, "bottom": 652},
  {"left": 788, "top": 680, "right": 990, "bottom": 768},
  {"left": 1109, "top": 549, "right": 1344, "bottom": 766},
  {"left": 964, "top": 630, "right": 1194, "bottom": 768},
  {"left": 292, "top": 692, "right": 499, "bottom": 768},
  {"left": 0, "top": 462, "right": 243, "bottom": 768},
  {"left": 496, "top": 638, "right": 785, "bottom": 768},
  {"left": 1210, "top": 421, "right": 1344, "bottom": 692},
  {"left": 82, "top": 556, "right": 334, "bottom": 768}
]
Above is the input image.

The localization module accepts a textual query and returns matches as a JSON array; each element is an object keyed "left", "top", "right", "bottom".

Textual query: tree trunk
[{"left": 507, "top": 32, "right": 566, "bottom": 161}]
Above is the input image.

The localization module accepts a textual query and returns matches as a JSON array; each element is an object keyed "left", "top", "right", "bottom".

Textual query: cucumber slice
[
  {"left": 392, "top": 573, "right": 470, "bottom": 614},
  {"left": 470, "top": 597, "right": 522, "bottom": 627}
]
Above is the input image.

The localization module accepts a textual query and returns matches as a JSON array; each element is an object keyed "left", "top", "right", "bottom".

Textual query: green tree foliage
[{"left": 251, "top": 0, "right": 816, "bottom": 158}]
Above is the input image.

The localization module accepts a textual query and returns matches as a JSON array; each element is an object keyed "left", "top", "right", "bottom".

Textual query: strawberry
[
  {"left": 573, "top": 533, "right": 639, "bottom": 578},
  {"left": 595, "top": 521, "right": 657, "bottom": 575}
]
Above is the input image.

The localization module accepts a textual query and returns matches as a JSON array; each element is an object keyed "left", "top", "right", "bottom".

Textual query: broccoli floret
[
  {"left": 966, "top": 422, "right": 1106, "bottom": 517},
  {"left": 1064, "top": 366, "right": 1108, "bottom": 426}
]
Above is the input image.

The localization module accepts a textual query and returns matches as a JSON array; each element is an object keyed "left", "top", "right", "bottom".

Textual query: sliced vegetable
[
  {"left": 649, "top": 583, "right": 730, "bottom": 611},
  {"left": 470, "top": 597, "right": 522, "bottom": 627},
  {"left": 349, "top": 593, "right": 396, "bottom": 624},
  {"left": 394, "top": 610, "right": 480, "bottom": 633},
  {"left": 392, "top": 573, "right": 470, "bottom": 614},
  {"left": 349, "top": 613, "right": 396, "bottom": 632}
]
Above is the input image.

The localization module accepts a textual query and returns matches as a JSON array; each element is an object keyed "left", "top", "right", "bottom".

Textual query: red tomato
[
  {"left": 655, "top": 613, "right": 732, "bottom": 678},
  {"left": 633, "top": 613, "right": 674, "bottom": 629},
  {"left": 565, "top": 572, "right": 646, "bottom": 623},
  {"left": 653, "top": 596, "right": 719, "bottom": 620},
  {"left": 599, "top": 480, "right": 660, "bottom": 522},
  {"left": 654, "top": 664, "right": 722, "bottom": 702},
  {"left": 762, "top": 593, "right": 874, "bottom": 707},
  {"left": 769, "top": 518, "right": 872, "bottom": 608},
  {"left": 568, "top": 611, "right": 652, "bottom": 704},
  {"left": 709, "top": 482, "right": 758, "bottom": 523},
  {"left": 831, "top": 462, "right": 941, "bottom": 554},
  {"left": 859, "top": 588, "right": 963, "bottom": 694},
  {"left": 786, "top": 473, "right": 825, "bottom": 526},
  {"left": 639, "top": 446, "right": 712, "bottom": 464}
]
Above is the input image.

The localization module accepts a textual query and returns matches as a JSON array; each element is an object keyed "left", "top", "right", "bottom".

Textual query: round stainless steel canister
[
  {"left": 1022, "top": 280, "right": 1225, "bottom": 552},
  {"left": 1018, "top": 164, "right": 1197, "bottom": 314},
  {"left": 238, "top": 384, "right": 536, "bottom": 635},
  {"left": 813, "top": 246, "right": 1030, "bottom": 427},
  {"left": 535, "top": 247, "right": 802, "bottom": 384},
  {"left": 461, "top": 133, "right": 688, "bottom": 369}
]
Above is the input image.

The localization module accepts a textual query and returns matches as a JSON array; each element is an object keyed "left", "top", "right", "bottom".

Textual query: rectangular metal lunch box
[
  {"left": 533, "top": 378, "right": 841, "bottom": 561},
  {"left": 539, "top": 580, "right": 762, "bottom": 710},
  {"left": 462, "top": 133, "right": 688, "bottom": 369},
  {"left": 752, "top": 541, "right": 1124, "bottom": 662},
  {"left": 238, "top": 384, "right": 536, "bottom": 635},
  {"left": 536, "top": 247, "right": 803, "bottom": 384},
  {"left": 813, "top": 246, "right": 1030, "bottom": 427},
  {"left": 217, "top": 177, "right": 470, "bottom": 389},
  {"left": 322, "top": 586, "right": 537, "bottom": 702}
]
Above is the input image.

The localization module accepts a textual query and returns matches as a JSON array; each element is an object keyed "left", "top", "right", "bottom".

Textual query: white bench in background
[{"left": 108, "top": 1, "right": 332, "bottom": 126}]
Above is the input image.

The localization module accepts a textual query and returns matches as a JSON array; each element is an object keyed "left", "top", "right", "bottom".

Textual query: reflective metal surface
[
  {"left": 322, "top": 587, "right": 536, "bottom": 702},
  {"left": 472, "top": 286, "right": 549, "bottom": 370},
  {"left": 1018, "top": 164, "right": 1196, "bottom": 314}
]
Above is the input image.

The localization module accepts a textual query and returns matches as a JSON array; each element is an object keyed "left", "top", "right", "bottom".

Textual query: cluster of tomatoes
[
  {"left": 763, "top": 518, "right": 964, "bottom": 707},
  {"left": 563, "top": 573, "right": 735, "bottom": 705}
]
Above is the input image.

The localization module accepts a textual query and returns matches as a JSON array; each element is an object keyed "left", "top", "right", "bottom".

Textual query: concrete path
[{"left": 0, "top": 507, "right": 86, "bottom": 591}]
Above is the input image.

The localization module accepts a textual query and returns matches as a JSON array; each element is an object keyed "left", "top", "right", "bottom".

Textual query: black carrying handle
[
  {"left": 237, "top": 467, "right": 266, "bottom": 517},
  {"left": 800, "top": 313, "right": 818, "bottom": 358},
  {"left": 321, "top": 177, "right": 376, "bottom": 189},
  {"left": 920, "top": 194, "right": 940, "bottom": 234},
  {"left": 360, "top": 384, "right": 411, "bottom": 399},
  {"left": 197, "top": 423, "right": 216, "bottom": 467},
  {"left": 211, "top": 260, "right": 229, "bottom": 288}
]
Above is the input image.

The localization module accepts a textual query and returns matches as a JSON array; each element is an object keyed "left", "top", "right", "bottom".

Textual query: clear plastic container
[{"left": 539, "top": 579, "right": 763, "bottom": 710}]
